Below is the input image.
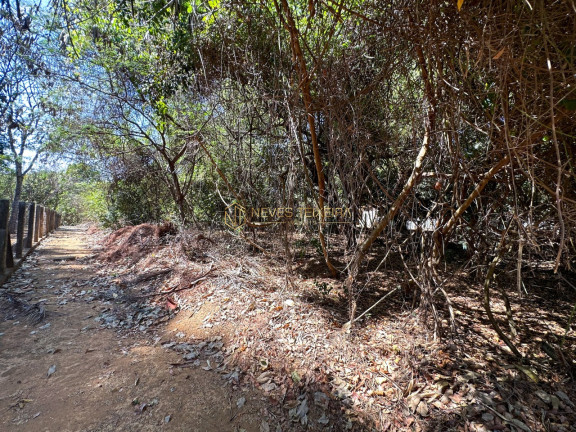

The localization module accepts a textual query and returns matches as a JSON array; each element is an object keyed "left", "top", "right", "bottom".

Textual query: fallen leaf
[
  {"left": 493, "top": 48, "right": 505, "bottom": 60},
  {"left": 257, "top": 371, "right": 273, "bottom": 384},
  {"left": 555, "top": 391, "right": 574, "bottom": 407},
  {"left": 436, "top": 380, "right": 450, "bottom": 393},
  {"left": 481, "top": 413, "right": 494, "bottom": 422},
  {"left": 514, "top": 364, "right": 539, "bottom": 383},
  {"left": 432, "top": 400, "right": 446, "bottom": 409},
  {"left": 508, "top": 418, "right": 531, "bottom": 432},
  {"left": 291, "top": 371, "right": 301, "bottom": 383},
  {"left": 534, "top": 390, "right": 551, "bottom": 404},
  {"left": 407, "top": 394, "right": 422, "bottom": 412},
  {"left": 261, "top": 382, "right": 277, "bottom": 393},
  {"left": 416, "top": 400, "right": 429, "bottom": 417},
  {"left": 550, "top": 395, "right": 560, "bottom": 411},
  {"left": 314, "top": 391, "right": 329, "bottom": 409},
  {"left": 458, "top": 370, "right": 480, "bottom": 383}
]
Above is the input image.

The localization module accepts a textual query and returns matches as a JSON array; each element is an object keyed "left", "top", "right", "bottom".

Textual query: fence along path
[{"left": 0, "top": 199, "right": 61, "bottom": 281}]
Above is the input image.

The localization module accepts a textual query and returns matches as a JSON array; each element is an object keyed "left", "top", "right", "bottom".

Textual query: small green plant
[
  {"left": 294, "top": 239, "right": 308, "bottom": 248},
  {"left": 294, "top": 238, "right": 312, "bottom": 259},
  {"left": 309, "top": 237, "right": 323, "bottom": 256},
  {"left": 314, "top": 280, "right": 333, "bottom": 298}
]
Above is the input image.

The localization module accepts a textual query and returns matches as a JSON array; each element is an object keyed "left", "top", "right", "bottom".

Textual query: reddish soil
[{"left": 99, "top": 223, "right": 175, "bottom": 263}]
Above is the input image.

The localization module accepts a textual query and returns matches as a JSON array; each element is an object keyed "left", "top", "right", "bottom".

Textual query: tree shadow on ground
[
  {"left": 291, "top": 250, "right": 576, "bottom": 431},
  {"left": 95, "top": 226, "right": 576, "bottom": 431}
]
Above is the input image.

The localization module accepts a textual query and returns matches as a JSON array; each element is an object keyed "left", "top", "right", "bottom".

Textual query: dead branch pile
[
  {"left": 99, "top": 222, "right": 176, "bottom": 263},
  {"left": 90, "top": 227, "right": 576, "bottom": 431}
]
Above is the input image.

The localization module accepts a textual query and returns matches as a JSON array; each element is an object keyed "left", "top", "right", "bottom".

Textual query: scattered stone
[
  {"left": 237, "top": 397, "right": 246, "bottom": 408},
  {"left": 47, "top": 364, "right": 56, "bottom": 377}
]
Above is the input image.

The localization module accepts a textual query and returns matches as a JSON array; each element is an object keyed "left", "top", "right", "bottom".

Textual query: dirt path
[{"left": 0, "top": 226, "right": 269, "bottom": 432}]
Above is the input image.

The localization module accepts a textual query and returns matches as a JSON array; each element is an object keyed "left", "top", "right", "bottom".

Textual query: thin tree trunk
[
  {"left": 441, "top": 155, "right": 511, "bottom": 238},
  {"left": 344, "top": 131, "right": 430, "bottom": 325},
  {"left": 275, "top": 0, "right": 337, "bottom": 277},
  {"left": 9, "top": 165, "right": 23, "bottom": 234},
  {"left": 483, "top": 234, "right": 522, "bottom": 357},
  {"left": 168, "top": 161, "right": 188, "bottom": 224}
]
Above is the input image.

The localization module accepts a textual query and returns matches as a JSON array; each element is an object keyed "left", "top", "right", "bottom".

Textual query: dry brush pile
[{"left": 85, "top": 222, "right": 576, "bottom": 431}]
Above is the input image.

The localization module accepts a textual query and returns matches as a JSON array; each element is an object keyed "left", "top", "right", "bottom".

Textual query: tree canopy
[{"left": 1, "top": 0, "right": 575, "bottom": 338}]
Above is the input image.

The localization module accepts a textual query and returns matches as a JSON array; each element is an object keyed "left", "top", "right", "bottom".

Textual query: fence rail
[{"left": 0, "top": 199, "right": 61, "bottom": 275}]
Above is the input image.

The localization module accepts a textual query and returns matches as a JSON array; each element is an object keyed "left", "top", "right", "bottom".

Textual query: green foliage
[
  {"left": 0, "top": 163, "right": 106, "bottom": 225},
  {"left": 313, "top": 279, "right": 332, "bottom": 298},
  {"left": 104, "top": 177, "right": 174, "bottom": 227},
  {"left": 44, "top": 0, "right": 575, "bottom": 274}
]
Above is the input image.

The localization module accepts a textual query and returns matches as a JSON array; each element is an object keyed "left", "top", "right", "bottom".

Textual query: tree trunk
[
  {"left": 276, "top": 0, "right": 337, "bottom": 277},
  {"left": 344, "top": 131, "right": 430, "bottom": 325},
  {"left": 9, "top": 164, "right": 23, "bottom": 234},
  {"left": 167, "top": 161, "right": 188, "bottom": 224}
]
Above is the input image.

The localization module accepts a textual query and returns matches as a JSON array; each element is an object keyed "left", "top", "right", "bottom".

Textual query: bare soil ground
[
  {"left": 1, "top": 224, "right": 576, "bottom": 432},
  {"left": 0, "top": 226, "right": 273, "bottom": 432}
]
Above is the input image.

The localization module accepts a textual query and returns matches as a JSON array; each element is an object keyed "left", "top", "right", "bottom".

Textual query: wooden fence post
[
  {"left": 0, "top": 202, "right": 63, "bottom": 274},
  {"left": 25, "top": 202, "right": 35, "bottom": 249},
  {"left": 15, "top": 201, "right": 26, "bottom": 258},
  {"left": 39, "top": 206, "right": 45, "bottom": 238},
  {"left": 0, "top": 199, "right": 12, "bottom": 273},
  {"left": 43, "top": 208, "right": 48, "bottom": 237},
  {"left": 34, "top": 205, "right": 41, "bottom": 242}
]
